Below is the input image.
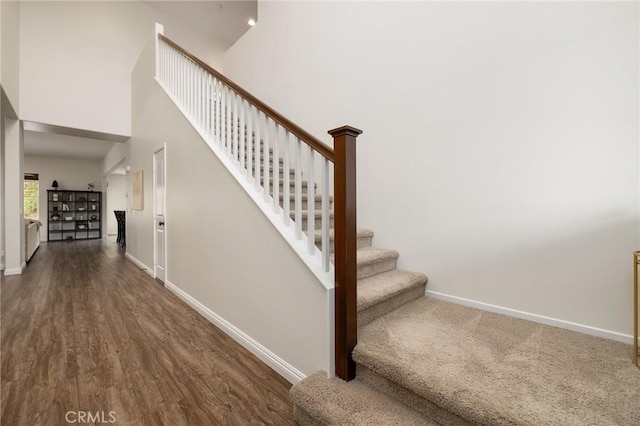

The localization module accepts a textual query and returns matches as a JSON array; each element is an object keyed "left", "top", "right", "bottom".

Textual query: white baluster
[
  {"left": 322, "top": 159, "right": 330, "bottom": 272},
  {"left": 190, "top": 61, "right": 194, "bottom": 116},
  {"left": 230, "top": 89, "right": 235, "bottom": 158},
  {"left": 209, "top": 75, "right": 216, "bottom": 142},
  {"left": 173, "top": 47, "right": 177, "bottom": 95},
  {"left": 176, "top": 51, "right": 181, "bottom": 99},
  {"left": 190, "top": 62, "right": 195, "bottom": 118},
  {"left": 226, "top": 87, "right": 232, "bottom": 157},
  {"left": 189, "top": 64, "right": 198, "bottom": 121},
  {"left": 221, "top": 85, "right": 226, "bottom": 151},
  {"left": 202, "top": 69, "right": 207, "bottom": 132},
  {"left": 214, "top": 78, "right": 220, "bottom": 145},
  {"left": 282, "top": 129, "right": 291, "bottom": 226},
  {"left": 170, "top": 48, "right": 175, "bottom": 95},
  {"left": 178, "top": 54, "right": 182, "bottom": 100},
  {"left": 219, "top": 83, "right": 224, "bottom": 148},
  {"left": 181, "top": 56, "right": 186, "bottom": 109},
  {"left": 191, "top": 62, "right": 196, "bottom": 119},
  {"left": 157, "top": 40, "right": 161, "bottom": 82},
  {"left": 263, "top": 116, "right": 270, "bottom": 201},
  {"left": 307, "top": 147, "right": 315, "bottom": 254},
  {"left": 162, "top": 42, "right": 166, "bottom": 84},
  {"left": 233, "top": 92, "right": 239, "bottom": 163},
  {"left": 169, "top": 46, "right": 173, "bottom": 94},
  {"left": 294, "top": 138, "right": 303, "bottom": 239},
  {"left": 186, "top": 60, "right": 190, "bottom": 114},
  {"left": 198, "top": 67, "right": 203, "bottom": 130},
  {"left": 205, "top": 74, "right": 211, "bottom": 140},
  {"left": 164, "top": 43, "right": 168, "bottom": 86},
  {"left": 272, "top": 122, "right": 280, "bottom": 212},
  {"left": 185, "top": 58, "right": 189, "bottom": 109},
  {"left": 253, "top": 107, "right": 262, "bottom": 191},
  {"left": 195, "top": 65, "right": 200, "bottom": 126},
  {"left": 239, "top": 98, "right": 246, "bottom": 172},
  {"left": 246, "top": 103, "right": 253, "bottom": 182}
]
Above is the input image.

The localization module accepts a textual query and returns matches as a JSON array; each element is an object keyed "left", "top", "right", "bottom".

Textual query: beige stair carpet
[
  {"left": 354, "top": 297, "right": 640, "bottom": 426},
  {"left": 291, "top": 372, "right": 436, "bottom": 426}
]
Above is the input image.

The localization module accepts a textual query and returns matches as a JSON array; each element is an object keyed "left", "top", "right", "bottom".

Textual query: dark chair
[{"left": 114, "top": 210, "right": 126, "bottom": 248}]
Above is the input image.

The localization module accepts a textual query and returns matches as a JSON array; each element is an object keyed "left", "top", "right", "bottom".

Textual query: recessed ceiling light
[{"left": 248, "top": 19, "right": 256, "bottom": 26}]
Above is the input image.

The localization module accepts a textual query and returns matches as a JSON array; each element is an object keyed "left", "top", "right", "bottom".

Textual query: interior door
[{"left": 153, "top": 146, "right": 166, "bottom": 282}]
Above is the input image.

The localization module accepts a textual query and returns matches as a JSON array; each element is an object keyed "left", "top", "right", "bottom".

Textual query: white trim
[
  {"left": 125, "top": 252, "right": 154, "bottom": 277},
  {"left": 4, "top": 262, "right": 26, "bottom": 276},
  {"left": 326, "top": 288, "right": 335, "bottom": 379},
  {"left": 165, "top": 279, "right": 306, "bottom": 384},
  {"left": 152, "top": 144, "right": 167, "bottom": 282},
  {"left": 427, "top": 290, "right": 637, "bottom": 345}
]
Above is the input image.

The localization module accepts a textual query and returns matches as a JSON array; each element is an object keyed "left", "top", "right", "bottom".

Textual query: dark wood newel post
[{"left": 330, "top": 125, "right": 363, "bottom": 381}]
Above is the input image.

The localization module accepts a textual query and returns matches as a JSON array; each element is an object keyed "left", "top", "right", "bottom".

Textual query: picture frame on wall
[{"left": 133, "top": 170, "right": 144, "bottom": 210}]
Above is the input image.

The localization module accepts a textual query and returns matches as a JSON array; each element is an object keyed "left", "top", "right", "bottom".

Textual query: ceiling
[
  {"left": 144, "top": 0, "right": 257, "bottom": 45},
  {"left": 24, "top": 131, "right": 118, "bottom": 161},
  {"left": 23, "top": 1, "right": 257, "bottom": 161}
]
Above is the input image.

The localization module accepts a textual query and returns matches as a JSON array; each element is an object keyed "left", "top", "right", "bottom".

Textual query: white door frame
[{"left": 153, "top": 143, "right": 167, "bottom": 283}]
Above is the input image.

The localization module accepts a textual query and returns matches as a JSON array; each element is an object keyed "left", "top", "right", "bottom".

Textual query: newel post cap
[{"left": 328, "top": 125, "right": 363, "bottom": 138}]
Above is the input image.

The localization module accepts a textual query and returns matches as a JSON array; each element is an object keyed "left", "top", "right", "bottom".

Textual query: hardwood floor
[{"left": 1, "top": 240, "right": 296, "bottom": 425}]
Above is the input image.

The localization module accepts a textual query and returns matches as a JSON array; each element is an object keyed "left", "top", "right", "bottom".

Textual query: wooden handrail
[
  {"left": 158, "top": 34, "right": 334, "bottom": 161},
  {"left": 330, "top": 125, "right": 362, "bottom": 381}
]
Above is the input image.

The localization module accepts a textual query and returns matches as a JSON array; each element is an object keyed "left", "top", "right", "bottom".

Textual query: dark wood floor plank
[{"left": 1, "top": 240, "right": 295, "bottom": 425}]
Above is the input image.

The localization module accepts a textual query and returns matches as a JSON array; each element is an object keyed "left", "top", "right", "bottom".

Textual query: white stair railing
[{"left": 156, "top": 32, "right": 335, "bottom": 288}]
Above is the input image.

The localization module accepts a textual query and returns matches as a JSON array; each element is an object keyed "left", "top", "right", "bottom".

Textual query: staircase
[
  {"left": 243, "top": 144, "right": 640, "bottom": 425},
  {"left": 155, "top": 30, "right": 640, "bottom": 425},
  {"left": 291, "top": 249, "right": 640, "bottom": 425}
]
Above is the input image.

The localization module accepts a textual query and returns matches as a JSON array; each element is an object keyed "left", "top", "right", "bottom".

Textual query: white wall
[
  {"left": 106, "top": 173, "right": 127, "bottom": 235},
  {"left": 3, "top": 118, "right": 24, "bottom": 274},
  {"left": 128, "top": 32, "right": 328, "bottom": 379},
  {"left": 1, "top": 0, "right": 20, "bottom": 112},
  {"left": 24, "top": 154, "right": 103, "bottom": 241},
  {"left": 224, "top": 2, "right": 640, "bottom": 338},
  {"left": 0, "top": 114, "right": 4, "bottom": 269},
  {"left": 19, "top": 1, "right": 230, "bottom": 136},
  {"left": 103, "top": 141, "right": 129, "bottom": 175}
]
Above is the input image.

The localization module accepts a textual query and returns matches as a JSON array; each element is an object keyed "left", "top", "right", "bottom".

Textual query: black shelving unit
[{"left": 47, "top": 190, "right": 102, "bottom": 241}]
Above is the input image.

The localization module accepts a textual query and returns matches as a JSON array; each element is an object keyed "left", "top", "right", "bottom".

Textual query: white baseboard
[
  {"left": 125, "top": 252, "right": 154, "bottom": 278},
  {"left": 4, "top": 262, "right": 26, "bottom": 276},
  {"left": 165, "top": 279, "right": 306, "bottom": 384},
  {"left": 427, "top": 290, "right": 636, "bottom": 345}
]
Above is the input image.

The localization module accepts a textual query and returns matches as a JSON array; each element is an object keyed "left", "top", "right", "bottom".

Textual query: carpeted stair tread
[
  {"left": 354, "top": 296, "right": 640, "bottom": 426},
  {"left": 357, "top": 269, "right": 427, "bottom": 312},
  {"left": 328, "top": 247, "right": 399, "bottom": 280},
  {"left": 356, "top": 247, "right": 399, "bottom": 267},
  {"left": 290, "top": 372, "right": 435, "bottom": 426}
]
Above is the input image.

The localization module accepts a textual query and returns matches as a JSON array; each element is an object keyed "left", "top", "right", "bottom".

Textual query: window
[{"left": 24, "top": 173, "right": 39, "bottom": 220}]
